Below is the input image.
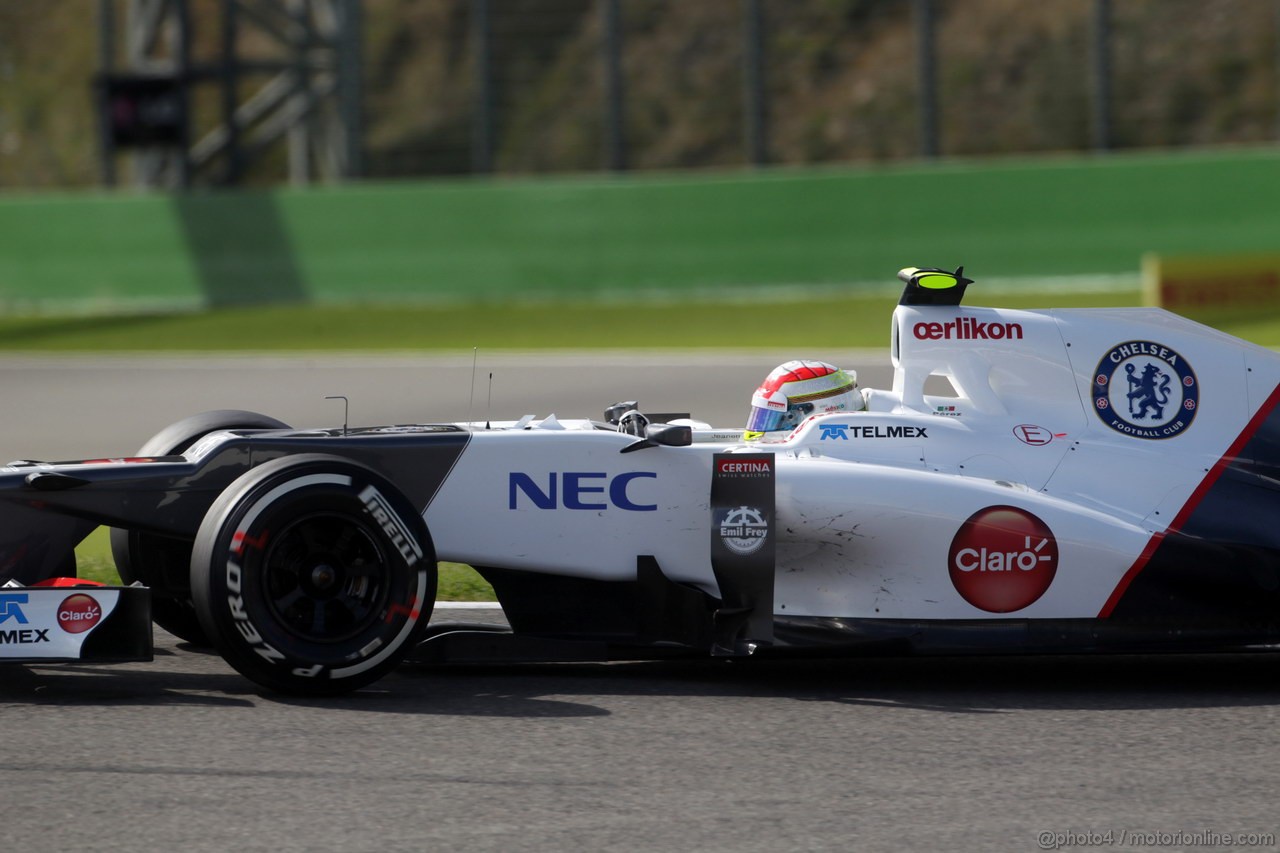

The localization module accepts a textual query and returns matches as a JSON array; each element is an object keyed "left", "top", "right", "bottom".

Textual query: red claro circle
[
  {"left": 948, "top": 506, "right": 1058, "bottom": 613},
  {"left": 58, "top": 593, "right": 103, "bottom": 634}
]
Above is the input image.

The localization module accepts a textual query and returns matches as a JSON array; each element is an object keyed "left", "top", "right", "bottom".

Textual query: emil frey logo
[
  {"left": 1092, "top": 341, "right": 1198, "bottom": 440},
  {"left": 719, "top": 506, "right": 769, "bottom": 555},
  {"left": 948, "top": 506, "right": 1059, "bottom": 613}
]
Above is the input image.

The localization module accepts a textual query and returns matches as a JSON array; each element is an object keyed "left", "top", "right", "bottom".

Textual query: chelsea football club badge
[{"left": 1092, "top": 341, "right": 1198, "bottom": 440}]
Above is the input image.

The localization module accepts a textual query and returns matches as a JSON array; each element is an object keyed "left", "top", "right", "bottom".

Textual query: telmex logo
[
  {"left": 0, "top": 593, "right": 29, "bottom": 625},
  {"left": 914, "top": 318, "right": 1024, "bottom": 341},
  {"left": 820, "top": 424, "right": 927, "bottom": 440},
  {"left": 510, "top": 471, "right": 657, "bottom": 511}
]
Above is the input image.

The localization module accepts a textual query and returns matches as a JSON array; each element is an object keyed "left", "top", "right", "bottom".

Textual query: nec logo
[{"left": 509, "top": 472, "right": 658, "bottom": 511}]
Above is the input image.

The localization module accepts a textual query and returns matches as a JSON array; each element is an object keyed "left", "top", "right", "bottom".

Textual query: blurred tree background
[{"left": 1, "top": 0, "right": 1278, "bottom": 189}]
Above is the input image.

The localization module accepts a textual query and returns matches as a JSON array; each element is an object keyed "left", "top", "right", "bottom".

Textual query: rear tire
[
  {"left": 190, "top": 454, "right": 436, "bottom": 695},
  {"left": 111, "top": 410, "right": 290, "bottom": 644}
]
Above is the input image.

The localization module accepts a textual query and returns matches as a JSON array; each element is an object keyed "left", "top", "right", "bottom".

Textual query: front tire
[
  {"left": 191, "top": 454, "right": 436, "bottom": 695},
  {"left": 111, "top": 410, "right": 290, "bottom": 644}
]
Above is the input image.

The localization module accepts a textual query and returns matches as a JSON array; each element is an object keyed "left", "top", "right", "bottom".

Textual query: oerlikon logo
[{"left": 948, "top": 506, "right": 1058, "bottom": 613}]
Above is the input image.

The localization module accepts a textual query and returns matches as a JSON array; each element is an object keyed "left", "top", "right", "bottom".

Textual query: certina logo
[
  {"left": 716, "top": 459, "right": 772, "bottom": 476},
  {"left": 509, "top": 471, "right": 658, "bottom": 511},
  {"left": 359, "top": 485, "right": 423, "bottom": 566},
  {"left": 948, "top": 506, "right": 1058, "bottom": 613},
  {"left": 719, "top": 506, "right": 769, "bottom": 555},
  {"left": 913, "top": 317, "right": 1024, "bottom": 341},
  {"left": 820, "top": 424, "right": 927, "bottom": 440},
  {"left": 1092, "top": 341, "right": 1198, "bottom": 440},
  {"left": 58, "top": 594, "right": 102, "bottom": 634}
]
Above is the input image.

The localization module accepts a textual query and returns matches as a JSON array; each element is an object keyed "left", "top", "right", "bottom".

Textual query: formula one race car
[{"left": 4, "top": 266, "right": 1280, "bottom": 694}]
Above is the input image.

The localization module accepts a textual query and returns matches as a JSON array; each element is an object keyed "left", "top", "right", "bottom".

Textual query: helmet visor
[{"left": 746, "top": 404, "right": 785, "bottom": 433}]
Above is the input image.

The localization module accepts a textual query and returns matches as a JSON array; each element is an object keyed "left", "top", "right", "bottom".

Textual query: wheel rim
[{"left": 261, "top": 512, "right": 390, "bottom": 643}]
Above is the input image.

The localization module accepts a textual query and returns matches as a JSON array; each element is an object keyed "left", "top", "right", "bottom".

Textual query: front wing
[{"left": 0, "top": 584, "right": 152, "bottom": 664}]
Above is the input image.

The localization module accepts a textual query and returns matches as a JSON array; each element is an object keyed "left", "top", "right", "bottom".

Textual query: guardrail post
[
  {"left": 914, "top": 0, "right": 939, "bottom": 158},
  {"left": 742, "top": 0, "right": 769, "bottom": 166},
  {"left": 1091, "top": 0, "right": 1112, "bottom": 151},
  {"left": 471, "top": 0, "right": 494, "bottom": 174},
  {"left": 602, "top": 0, "right": 627, "bottom": 171},
  {"left": 97, "top": 0, "right": 118, "bottom": 187},
  {"left": 338, "top": 0, "right": 364, "bottom": 178}
]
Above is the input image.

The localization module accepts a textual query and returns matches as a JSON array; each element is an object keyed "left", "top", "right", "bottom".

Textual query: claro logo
[
  {"left": 57, "top": 594, "right": 102, "bottom": 634},
  {"left": 913, "top": 317, "right": 1024, "bottom": 341},
  {"left": 948, "top": 506, "right": 1058, "bottom": 613},
  {"left": 509, "top": 471, "right": 658, "bottom": 511}
]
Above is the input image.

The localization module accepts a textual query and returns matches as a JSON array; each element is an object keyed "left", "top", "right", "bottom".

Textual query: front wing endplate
[{"left": 0, "top": 585, "right": 152, "bottom": 664}]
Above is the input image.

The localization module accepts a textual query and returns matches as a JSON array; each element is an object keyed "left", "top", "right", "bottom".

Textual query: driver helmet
[{"left": 745, "top": 360, "right": 861, "bottom": 439}]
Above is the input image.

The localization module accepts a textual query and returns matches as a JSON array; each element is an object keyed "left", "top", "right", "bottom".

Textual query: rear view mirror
[{"left": 620, "top": 424, "right": 693, "bottom": 454}]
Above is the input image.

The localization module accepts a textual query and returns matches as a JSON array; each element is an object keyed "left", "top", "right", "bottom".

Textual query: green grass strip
[
  {"left": 74, "top": 527, "right": 495, "bottom": 601},
  {"left": 0, "top": 288, "right": 1239, "bottom": 352}
]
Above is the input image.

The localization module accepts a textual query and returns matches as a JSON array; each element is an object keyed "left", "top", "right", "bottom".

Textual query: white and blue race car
[{"left": 3, "top": 267, "right": 1278, "bottom": 694}]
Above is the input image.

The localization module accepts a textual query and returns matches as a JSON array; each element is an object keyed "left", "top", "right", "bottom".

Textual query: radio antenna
[{"left": 467, "top": 347, "right": 478, "bottom": 428}]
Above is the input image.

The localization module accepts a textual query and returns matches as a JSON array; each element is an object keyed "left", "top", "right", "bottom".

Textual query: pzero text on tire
[
  {"left": 190, "top": 454, "right": 436, "bottom": 695},
  {"left": 111, "top": 410, "right": 290, "bottom": 645}
]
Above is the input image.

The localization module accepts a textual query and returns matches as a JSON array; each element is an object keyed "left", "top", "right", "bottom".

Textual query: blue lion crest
[{"left": 1125, "top": 362, "right": 1171, "bottom": 421}]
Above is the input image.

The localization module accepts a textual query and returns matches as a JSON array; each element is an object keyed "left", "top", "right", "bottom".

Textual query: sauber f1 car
[{"left": 4, "top": 267, "right": 1280, "bottom": 694}]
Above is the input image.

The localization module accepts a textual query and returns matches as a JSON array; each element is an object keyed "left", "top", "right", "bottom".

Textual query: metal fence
[{"left": 5, "top": 0, "right": 1280, "bottom": 190}]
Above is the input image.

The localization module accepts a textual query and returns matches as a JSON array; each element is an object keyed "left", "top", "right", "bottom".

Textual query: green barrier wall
[{"left": 1, "top": 148, "right": 1278, "bottom": 311}]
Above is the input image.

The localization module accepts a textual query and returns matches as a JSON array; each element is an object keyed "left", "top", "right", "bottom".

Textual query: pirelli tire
[
  {"left": 190, "top": 454, "right": 437, "bottom": 695},
  {"left": 111, "top": 409, "right": 291, "bottom": 645}
]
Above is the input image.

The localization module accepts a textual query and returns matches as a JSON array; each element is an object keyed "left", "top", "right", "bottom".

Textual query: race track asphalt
[
  {"left": 0, "top": 351, "right": 890, "bottom": 461},
  {"left": 5, "top": 625, "right": 1280, "bottom": 852},
  {"left": 2, "top": 354, "right": 1279, "bottom": 852}
]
